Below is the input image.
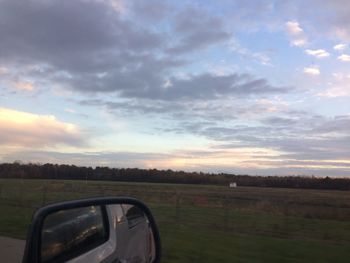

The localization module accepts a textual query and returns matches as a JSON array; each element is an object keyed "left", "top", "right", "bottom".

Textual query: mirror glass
[
  {"left": 40, "top": 203, "right": 156, "bottom": 263},
  {"left": 41, "top": 206, "right": 108, "bottom": 262}
]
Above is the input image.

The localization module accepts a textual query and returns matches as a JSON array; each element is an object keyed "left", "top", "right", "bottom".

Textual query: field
[{"left": 1, "top": 179, "right": 350, "bottom": 262}]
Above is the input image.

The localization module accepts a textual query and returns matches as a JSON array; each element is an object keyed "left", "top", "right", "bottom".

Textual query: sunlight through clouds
[{"left": 0, "top": 0, "right": 349, "bottom": 176}]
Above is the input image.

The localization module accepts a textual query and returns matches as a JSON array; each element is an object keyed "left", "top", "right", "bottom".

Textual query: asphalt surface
[{"left": 0, "top": 236, "right": 25, "bottom": 263}]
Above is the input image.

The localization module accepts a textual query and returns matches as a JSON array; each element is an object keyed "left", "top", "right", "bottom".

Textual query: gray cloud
[
  {"left": 79, "top": 93, "right": 288, "bottom": 124},
  {"left": 306, "top": 0, "right": 350, "bottom": 40},
  {"left": 208, "top": 114, "right": 350, "bottom": 161},
  {"left": 161, "top": 74, "right": 288, "bottom": 100},
  {"left": 128, "top": 0, "right": 171, "bottom": 22},
  {"left": 0, "top": 0, "right": 162, "bottom": 65},
  {"left": 71, "top": 70, "right": 288, "bottom": 100},
  {"left": 262, "top": 117, "right": 299, "bottom": 126},
  {"left": 1, "top": 150, "right": 171, "bottom": 168},
  {"left": 0, "top": 0, "right": 286, "bottom": 101},
  {"left": 167, "top": 7, "right": 230, "bottom": 54}
]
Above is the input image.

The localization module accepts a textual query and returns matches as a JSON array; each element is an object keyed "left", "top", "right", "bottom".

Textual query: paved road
[{"left": 0, "top": 236, "right": 25, "bottom": 263}]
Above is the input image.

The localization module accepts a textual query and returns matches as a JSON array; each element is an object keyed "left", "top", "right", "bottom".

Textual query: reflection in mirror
[
  {"left": 108, "top": 204, "right": 156, "bottom": 263},
  {"left": 39, "top": 203, "right": 157, "bottom": 263},
  {"left": 22, "top": 198, "right": 160, "bottom": 263},
  {"left": 41, "top": 206, "right": 108, "bottom": 263}
]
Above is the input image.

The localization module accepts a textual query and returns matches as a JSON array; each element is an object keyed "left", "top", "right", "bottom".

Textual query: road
[{"left": 0, "top": 236, "right": 25, "bottom": 263}]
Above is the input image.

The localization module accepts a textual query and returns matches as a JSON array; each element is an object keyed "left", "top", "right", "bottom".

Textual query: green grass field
[{"left": 1, "top": 179, "right": 350, "bottom": 262}]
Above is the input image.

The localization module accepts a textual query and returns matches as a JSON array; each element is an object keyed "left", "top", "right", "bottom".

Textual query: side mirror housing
[{"left": 22, "top": 197, "right": 161, "bottom": 263}]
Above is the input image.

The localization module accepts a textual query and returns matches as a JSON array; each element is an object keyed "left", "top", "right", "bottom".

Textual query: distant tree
[{"left": 0, "top": 162, "right": 349, "bottom": 190}]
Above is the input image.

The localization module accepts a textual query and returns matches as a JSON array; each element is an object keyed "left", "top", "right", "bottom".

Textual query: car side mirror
[{"left": 22, "top": 197, "right": 161, "bottom": 263}]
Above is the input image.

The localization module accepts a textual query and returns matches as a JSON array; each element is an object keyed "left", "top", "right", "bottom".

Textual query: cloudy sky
[{"left": 0, "top": 0, "right": 349, "bottom": 176}]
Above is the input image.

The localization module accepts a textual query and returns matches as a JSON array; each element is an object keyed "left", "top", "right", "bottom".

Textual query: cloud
[
  {"left": 165, "top": 114, "right": 350, "bottom": 176},
  {"left": 128, "top": 0, "right": 171, "bottom": 22},
  {"left": 16, "top": 107, "right": 347, "bottom": 176},
  {"left": 1, "top": 150, "right": 171, "bottom": 169},
  {"left": 12, "top": 80, "right": 35, "bottom": 91},
  {"left": 166, "top": 7, "right": 230, "bottom": 54},
  {"left": 0, "top": 0, "right": 163, "bottom": 76},
  {"left": 338, "top": 54, "right": 350, "bottom": 62},
  {"left": 155, "top": 73, "right": 288, "bottom": 100},
  {"left": 1, "top": 0, "right": 277, "bottom": 102},
  {"left": 286, "top": 21, "right": 303, "bottom": 35},
  {"left": 318, "top": 87, "right": 350, "bottom": 98},
  {"left": 0, "top": 0, "right": 348, "bottom": 177},
  {"left": 285, "top": 21, "right": 307, "bottom": 47},
  {"left": 0, "top": 0, "right": 162, "bottom": 56},
  {"left": 191, "top": 113, "right": 350, "bottom": 162},
  {"left": 229, "top": 39, "right": 272, "bottom": 65},
  {"left": 70, "top": 70, "right": 288, "bottom": 101},
  {"left": 0, "top": 67, "right": 8, "bottom": 75},
  {"left": 305, "top": 49, "right": 330, "bottom": 58},
  {"left": 107, "top": 0, "right": 126, "bottom": 13},
  {"left": 279, "top": 1, "right": 350, "bottom": 43},
  {"left": 313, "top": 0, "right": 350, "bottom": 41},
  {"left": 283, "top": 1, "right": 350, "bottom": 43},
  {"left": 0, "top": 107, "right": 85, "bottom": 148},
  {"left": 303, "top": 66, "right": 320, "bottom": 75},
  {"left": 318, "top": 72, "right": 350, "bottom": 97},
  {"left": 2, "top": 148, "right": 349, "bottom": 176},
  {"left": 333, "top": 43, "right": 347, "bottom": 51},
  {"left": 80, "top": 95, "right": 290, "bottom": 126}
]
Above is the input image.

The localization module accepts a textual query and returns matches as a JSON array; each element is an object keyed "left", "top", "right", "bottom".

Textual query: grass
[{"left": 0, "top": 179, "right": 350, "bottom": 262}]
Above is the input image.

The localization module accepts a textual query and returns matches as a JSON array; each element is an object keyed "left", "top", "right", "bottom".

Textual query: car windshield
[{"left": 0, "top": 0, "right": 349, "bottom": 262}]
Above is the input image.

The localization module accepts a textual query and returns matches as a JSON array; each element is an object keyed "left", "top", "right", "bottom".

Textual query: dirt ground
[{"left": 0, "top": 236, "right": 25, "bottom": 263}]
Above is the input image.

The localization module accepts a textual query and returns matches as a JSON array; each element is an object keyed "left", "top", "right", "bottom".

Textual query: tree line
[{"left": 0, "top": 162, "right": 349, "bottom": 190}]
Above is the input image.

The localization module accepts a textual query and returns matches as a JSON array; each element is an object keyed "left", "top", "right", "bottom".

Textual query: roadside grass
[
  {"left": 161, "top": 224, "right": 350, "bottom": 263},
  {"left": 0, "top": 179, "right": 350, "bottom": 262}
]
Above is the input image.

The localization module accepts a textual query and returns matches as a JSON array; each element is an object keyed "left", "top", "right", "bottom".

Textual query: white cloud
[
  {"left": 338, "top": 54, "right": 350, "bottom": 62},
  {"left": 229, "top": 39, "right": 272, "bottom": 65},
  {"left": 332, "top": 72, "right": 350, "bottom": 80},
  {"left": 303, "top": 66, "right": 320, "bottom": 75},
  {"left": 318, "top": 72, "right": 350, "bottom": 97},
  {"left": 333, "top": 43, "right": 347, "bottom": 51},
  {"left": 305, "top": 49, "right": 330, "bottom": 58},
  {"left": 318, "top": 87, "right": 350, "bottom": 98},
  {"left": 286, "top": 21, "right": 303, "bottom": 35},
  {"left": 285, "top": 21, "right": 307, "bottom": 47},
  {"left": 0, "top": 107, "right": 85, "bottom": 147},
  {"left": 292, "top": 39, "right": 307, "bottom": 47}
]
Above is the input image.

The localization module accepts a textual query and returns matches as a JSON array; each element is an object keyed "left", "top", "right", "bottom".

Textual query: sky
[{"left": 0, "top": 0, "right": 349, "bottom": 177}]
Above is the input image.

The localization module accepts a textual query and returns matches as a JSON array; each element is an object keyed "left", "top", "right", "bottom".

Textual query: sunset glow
[{"left": 0, "top": 0, "right": 349, "bottom": 176}]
